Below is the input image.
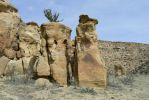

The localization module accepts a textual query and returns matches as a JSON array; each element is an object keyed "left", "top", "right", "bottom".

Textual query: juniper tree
[{"left": 44, "top": 9, "right": 63, "bottom": 22}]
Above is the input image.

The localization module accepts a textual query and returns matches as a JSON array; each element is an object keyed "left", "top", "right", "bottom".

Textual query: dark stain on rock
[{"left": 82, "top": 53, "right": 99, "bottom": 66}]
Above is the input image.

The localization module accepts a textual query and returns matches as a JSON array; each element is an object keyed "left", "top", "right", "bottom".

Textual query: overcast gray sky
[{"left": 11, "top": 0, "right": 149, "bottom": 44}]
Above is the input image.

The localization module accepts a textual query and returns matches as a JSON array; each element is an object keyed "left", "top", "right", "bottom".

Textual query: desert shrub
[
  {"left": 4, "top": 64, "right": 34, "bottom": 85},
  {"left": 108, "top": 72, "right": 134, "bottom": 89},
  {"left": 44, "top": 9, "right": 63, "bottom": 22},
  {"left": 136, "top": 61, "right": 149, "bottom": 75},
  {"left": 120, "top": 73, "right": 134, "bottom": 85},
  {"left": 79, "top": 87, "right": 97, "bottom": 95},
  {"left": 4, "top": 74, "right": 34, "bottom": 85},
  {"left": 5, "top": 64, "right": 17, "bottom": 82},
  {"left": 107, "top": 75, "right": 122, "bottom": 89}
]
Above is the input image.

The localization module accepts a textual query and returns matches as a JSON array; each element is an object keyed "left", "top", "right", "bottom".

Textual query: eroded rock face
[
  {"left": 41, "top": 22, "right": 72, "bottom": 85},
  {"left": 0, "top": 1, "right": 107, "bottom": 88},
  {"left": 0, "top": 56, "right": 10, "bottom": 77},
  {"left": 75, "top": 15, "right": 107, "bottom": 87},
  {"left": 0, "top": 0, "right": 21, "bottom": 76},
  {"left": 0, "top": 0, "right": 21, "bottom": 59},
  {"left": 0, "top": 0, "right": 18, "bottom": 12},
  {"left": 18, "top": 22, "right": 41, "bottom": 57},
  {"left": 36, "top": 56, "right": 50, "bottom": 76}
]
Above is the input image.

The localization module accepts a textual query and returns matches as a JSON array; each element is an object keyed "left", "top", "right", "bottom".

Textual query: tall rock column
[
  {"left": 41, "top": 22, "right": 72, "bottom": 85},
  {"left": 75, "top": 15, "right": 107, "bottom": 88}
]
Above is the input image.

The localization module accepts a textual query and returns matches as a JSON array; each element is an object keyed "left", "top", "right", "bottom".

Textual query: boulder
[
  {"left": 5, "top": 59, "right": 23, "bottom": 76},
  {"left": 35, "top": 78, "right": 52, "bottom": 87},
  {"left": 36, "top": 56, "right": 50, "bottom": 76},
  {"left": 0, "top": 56, "right": 10, "bottom": 76},
  {"left": 4, "top": 56, "right": 39, "bottom": 77},
  {"left": 3, "top": 49, "right": 16, "bottom": 59}
]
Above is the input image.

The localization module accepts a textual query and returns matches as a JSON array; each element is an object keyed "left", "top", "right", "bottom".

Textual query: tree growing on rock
[{"left": 44, "top": 9, "right": 63, "bottom": 22}]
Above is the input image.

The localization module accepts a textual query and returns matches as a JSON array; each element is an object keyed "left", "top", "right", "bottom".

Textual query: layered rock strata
[{"left": 0, "top": 0, "right": 21, "bottom": 76}]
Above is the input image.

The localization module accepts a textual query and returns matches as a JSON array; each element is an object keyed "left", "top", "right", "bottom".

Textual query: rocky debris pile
[{"left": 0, "top": 0, "right": 107, "bottom": 88}]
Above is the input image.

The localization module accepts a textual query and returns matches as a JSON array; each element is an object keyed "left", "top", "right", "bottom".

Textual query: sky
[{"left": 10, "top": 0, "right": 149, "bottom": 44}]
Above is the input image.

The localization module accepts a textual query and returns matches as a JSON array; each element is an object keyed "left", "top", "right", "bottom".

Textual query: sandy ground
[{"left": 0, "top": 74, "right": 149, "bottom": 100}]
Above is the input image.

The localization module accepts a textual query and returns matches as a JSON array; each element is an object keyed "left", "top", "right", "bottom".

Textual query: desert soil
[{"left": 0, "top": 74, "right": 149, "bottom": 100}]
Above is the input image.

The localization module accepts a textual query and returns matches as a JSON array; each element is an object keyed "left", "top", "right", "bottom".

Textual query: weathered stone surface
[
  {"left": 4, "top": 57, "right": 34, "bottom": 76},
  {"left": 4, "top": 59, "right": 23, "bottom": 76},
  {"left": 76, "top": 15, "right": 107, "bottom": 87},
  {"left": 35, "top": 78, "right": 52, "bottom": 87},
  {"left": 0, "top": 0, "right": 21, "bottom": 59},
  {"left": 3, "top": 49, "right": 16, "bottom": 59},
  {"left": 41, "top": 22, "right": 72, "bottom": 85},
  {"left": 0, "top": 0, "right": 18, "bottom": 12},
  {"left": 1, "top": 1, "right": 148, "bottom": 89},
  {"left": 79, "top": 15, "right": 98, "bottom": 25},
  {"left": 18, "top": 22, "right": 41, "bottom": 57},
  {"left": 0, "top": 56, "right": 10, "bottom": 76},
  {"left": 36, "top": 56, "right": 50, "bottom": 76}
]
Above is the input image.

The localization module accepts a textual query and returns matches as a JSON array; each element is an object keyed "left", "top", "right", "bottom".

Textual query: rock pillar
[
  {"left": 41, "top": 22, "right": 72, "bottom": 85},
  {"left": 75, "top": 15, "right": 107, "bottom": 87}
]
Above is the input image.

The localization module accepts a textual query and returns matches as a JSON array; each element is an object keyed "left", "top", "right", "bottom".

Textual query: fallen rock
[
  {"left": 36, "top": 56, "right": 50, "bottom": 76},
  {"left": 35, "top": 78, "right": 52, "bottom": 87},
  {"left": 0, "top": 56, "right": 10, "bottom": 76},
  {"left": 4, "top": 59, "right": 24, "bottom": 76}
]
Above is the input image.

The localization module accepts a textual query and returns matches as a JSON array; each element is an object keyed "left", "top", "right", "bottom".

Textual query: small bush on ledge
[{"left": 44, "top": 9, "right": 63, "bottom": 22}]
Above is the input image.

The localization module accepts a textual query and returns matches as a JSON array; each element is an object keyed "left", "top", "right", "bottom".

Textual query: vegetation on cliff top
[{"left": 44, "top": 9, "right": 63, "bottom": 22}]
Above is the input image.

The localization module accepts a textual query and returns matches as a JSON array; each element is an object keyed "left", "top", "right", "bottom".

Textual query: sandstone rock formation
[
  {"left": 0, "top": 0, "right": 21, "bottom": 60},
  {"left": 75, "top": 15, "right": 107, "bottom": 87},
  {"left": 1, "top": 0, "right": 148, "bottom": 89},
  {"left": 18, "top": 22, "right": 41, "bottom": 57},
  {"left": 41, "top": 22, "right": 72, "bottom": 85},
  {"left": 0, "top": 0, "right": 21, "bottom": 76},
  {"left": 18, "top": 22, "right": 41, "bottom": 77},
  {"left": 0, "top": 56, "right": 10, "bottom": 77}
]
